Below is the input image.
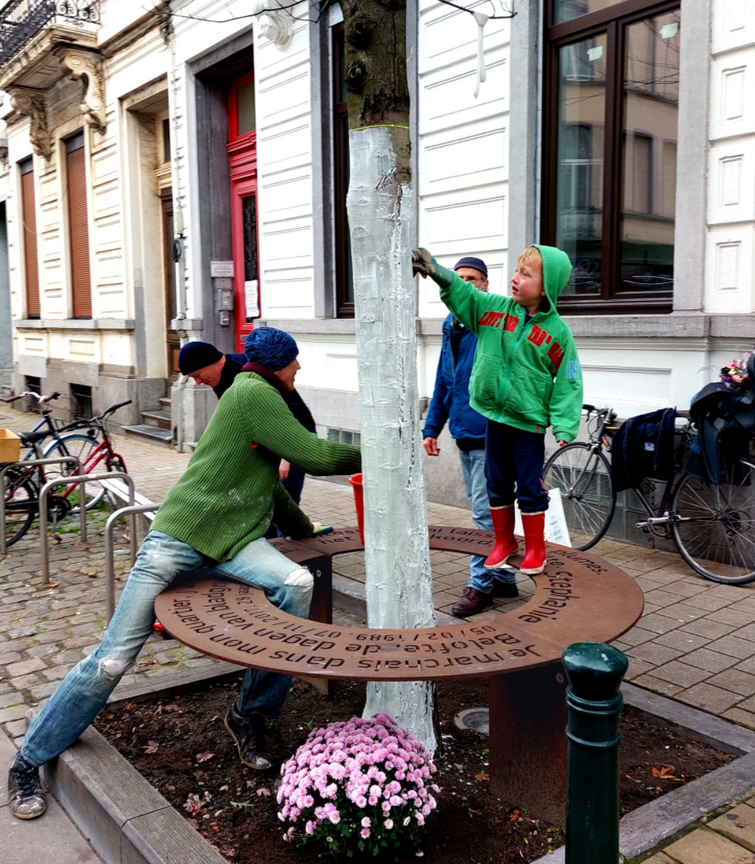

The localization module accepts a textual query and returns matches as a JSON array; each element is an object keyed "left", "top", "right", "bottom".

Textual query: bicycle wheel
[
  {"left": 44, "top": 433, "right": 106, "bottom": 512},
  {"left": 671, "top": 459, "right": 755, "bottom": 584},
  {"left": 543, "top": 442, "right": 615, "bottom": 550},
  {"left": 2, "top": 467, "right": 37, "bottom": 547}
]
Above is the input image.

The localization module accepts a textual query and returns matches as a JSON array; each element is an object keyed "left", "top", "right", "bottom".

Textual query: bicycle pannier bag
[{"left": 611, "top": 407, "right": 676, "bottom": 493}]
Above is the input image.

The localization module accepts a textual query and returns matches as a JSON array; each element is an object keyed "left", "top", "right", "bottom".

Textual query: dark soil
[{"left": 94, "top": 674, "right": 733, "bottom": 864}]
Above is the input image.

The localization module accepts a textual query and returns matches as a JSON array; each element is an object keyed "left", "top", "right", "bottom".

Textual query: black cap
[{"left": 178, "top": 341, "right": 223, "bottom": 375}]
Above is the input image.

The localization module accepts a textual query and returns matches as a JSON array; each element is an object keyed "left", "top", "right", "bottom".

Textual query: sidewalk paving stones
[{"left": 6, "top": 403, "right": 755, "bottom": 862}]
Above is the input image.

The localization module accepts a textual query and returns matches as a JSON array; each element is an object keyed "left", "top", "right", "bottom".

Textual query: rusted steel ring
[{"left": 154, "top": 527, "right": 643, "bottom": 682}]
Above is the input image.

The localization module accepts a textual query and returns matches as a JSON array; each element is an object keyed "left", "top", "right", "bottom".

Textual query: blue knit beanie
[
  {"left": 178, "top": 341, "right": 223, "bottom": 375},
  {"left": 454, "top": 256, "right": 488, "bottom": 278},
  {"left": 244, "top": 327, "right": 299, "bottom": 371}
]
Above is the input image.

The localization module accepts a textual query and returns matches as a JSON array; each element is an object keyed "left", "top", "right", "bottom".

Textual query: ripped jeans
[{"left": 21, "top": 530, "right": 313, "bottom": 767}]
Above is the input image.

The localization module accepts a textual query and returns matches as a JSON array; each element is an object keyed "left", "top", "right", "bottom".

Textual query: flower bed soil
[{"left": 94, "top": 673, "right": 733, "bottom": 864}]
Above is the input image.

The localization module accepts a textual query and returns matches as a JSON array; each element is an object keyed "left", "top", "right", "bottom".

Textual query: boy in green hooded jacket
[{"left": 413, "top": 245, "right": 582, "bottom": 604}]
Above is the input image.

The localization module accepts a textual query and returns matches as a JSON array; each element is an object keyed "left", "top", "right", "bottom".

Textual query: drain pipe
[
  {"left": 172, "top": 221, "right": 187, "bottom": 453},
  {"left": 167, "top": 22, "right": 189, "bottom": 453}
]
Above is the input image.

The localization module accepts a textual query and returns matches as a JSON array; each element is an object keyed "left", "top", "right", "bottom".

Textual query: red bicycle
[{"left": 1, "top": 394, "right": 131, "bottom": 546}]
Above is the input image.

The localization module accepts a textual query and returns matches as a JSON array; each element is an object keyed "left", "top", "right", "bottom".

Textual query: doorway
[{"left": 227, "top": 70, "right": 260, "bottom": 350}]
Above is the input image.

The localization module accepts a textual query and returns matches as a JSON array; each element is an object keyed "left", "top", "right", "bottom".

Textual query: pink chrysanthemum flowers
[{"left": 277, "top": 713, "right": 438, "bottom": 857}]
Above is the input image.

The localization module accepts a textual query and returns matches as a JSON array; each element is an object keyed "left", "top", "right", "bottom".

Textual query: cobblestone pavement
[{"left": 5, "top": 405, "right": 755, "bottom": 863}]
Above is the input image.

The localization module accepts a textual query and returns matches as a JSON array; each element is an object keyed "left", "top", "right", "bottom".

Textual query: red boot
[
  {"left": 484, "top": 505, "right": 518, "bottom": 569},
  {"left": 520, "top": 512, "right": 547, "bottom": 575}
]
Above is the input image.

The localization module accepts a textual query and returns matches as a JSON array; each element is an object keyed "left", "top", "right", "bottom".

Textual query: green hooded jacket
[{"left": 429, "top": 245, "right": 583, "bottom": 442}]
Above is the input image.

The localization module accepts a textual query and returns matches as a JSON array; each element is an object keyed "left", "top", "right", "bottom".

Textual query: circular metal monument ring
[{"left": 154, "top": 526, "right": 644, "bottom": 681}]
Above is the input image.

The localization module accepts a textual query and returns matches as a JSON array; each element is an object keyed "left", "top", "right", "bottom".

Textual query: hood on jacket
[{"left": 531, "top": 245, "right": 573, "bottom": 313}]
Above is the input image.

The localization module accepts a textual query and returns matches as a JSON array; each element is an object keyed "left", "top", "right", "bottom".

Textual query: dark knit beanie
[
  {"left": 454, "top": 256, "right": 488, "bottom": 278},
  {"left": 178, "top": 341, "right": 223, "bottom": 375},
  {"left": 244, "top": 327, "right": 299, "bottom": 371}
]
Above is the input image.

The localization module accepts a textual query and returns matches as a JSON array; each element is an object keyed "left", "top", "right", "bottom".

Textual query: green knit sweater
[{"left": 152, "top": 372, "right": 361, "bottom": 561}]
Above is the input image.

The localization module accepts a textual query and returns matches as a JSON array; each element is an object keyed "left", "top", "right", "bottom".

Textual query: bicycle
[
  {"left": 1, "top": 394, "right": 131, "bottom": 546},
  {"left": 543, "top": 403, "right": 755, "bottom": 585}
]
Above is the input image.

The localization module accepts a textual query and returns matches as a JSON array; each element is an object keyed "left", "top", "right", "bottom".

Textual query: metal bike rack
[
  {"left": 0, "top": 456, "right": 82, "bottom": 555},
  {"left": 104, "top": 503, "right": 159, "bottom": 622},
  {"left": 39, "top": 472, "right": 134, "bottom": 583}
]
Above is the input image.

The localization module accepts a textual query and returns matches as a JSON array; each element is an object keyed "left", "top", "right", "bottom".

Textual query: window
[
  {"left": 70, "top": 383, "right": 92, "bottom": 419},
  {"left": 19, "top": 158, "right": 40, "bottom": 318},
  {"left": 543, "top": 0, "right": 681, "bottom": 309},
  {"left": 333, "top": 22, "right": 353, "bottom": 317},
  {"left": 24, "top": 376, "right": 41, "bottom": 411},
  {"left": 162, "top": 117, "right": 171, "bottom": 164},
  {"left": 228, "top": 70, "right": 256, "bottom": 142},
  {"left": 65, "top": 132, "right": 92, "bottom": 319},
  {"left": 327, "top": 427, "right": 361, "bottom": 446}
]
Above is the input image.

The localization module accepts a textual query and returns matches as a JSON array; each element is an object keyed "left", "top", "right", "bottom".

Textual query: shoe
[
  {"left": 225, "top": 704, "right": 273, "bottom": 770},
  {"left": 8, "top": 752, "right": 46, "bottom": 820},
  {"left": 452, "top": 587, "right": 493, "bottom": 617},
  {"left": 484, "top": 505, "right": 518, "bottom": 569},
  {"left": 520, "top": 512, "right": 547, "bottom": 575},
  {"left": 490, "top": 580, "right": 519, "bottom": 599}
]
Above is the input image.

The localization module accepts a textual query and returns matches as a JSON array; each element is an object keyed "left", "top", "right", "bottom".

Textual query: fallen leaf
[
  {"left": 46, "top": 582, "right": 59, "bottom": 588},
  {"left": 87, "top": 569, "right": 98, "bottom": 578},
  {"left": 196, "top": 752, "right": 215, "bottom": 763},
  {"left": 509, "top": 809, "right": 520, "bottom": 821},
  {"left": 144, "top": 741, "right": 159, "bottom": 754},
  {"left": 652, "top": 765, "right": 678, "bottom": 779},
  {"left": 474, "top": 771, "right": 489, "bottom": 782},
  {"left": 257, "top": 788, "right": 271, "bottom": 797},
  {"left": 184, "top": 794, "right": 204, "bottom": 815}
]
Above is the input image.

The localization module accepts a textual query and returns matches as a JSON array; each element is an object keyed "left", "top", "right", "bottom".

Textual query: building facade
[{"left": 0, "top": 1, "right": 173, "bottom": 429}]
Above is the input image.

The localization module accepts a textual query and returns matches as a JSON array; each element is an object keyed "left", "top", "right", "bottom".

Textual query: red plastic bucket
[{"left": 348, "top": 473, "right": 364, "bottom": 544}]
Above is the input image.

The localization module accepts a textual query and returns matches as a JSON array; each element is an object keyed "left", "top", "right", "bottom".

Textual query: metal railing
[
  {"left": 0, "top": 455, "right": 81, "bottom": 553},
  {"left": 0, "top": 0, "right": 100, "bottom": 67},
  {"left": 39, "top": 471, "right": 133, "bottom": 583},
  {"left": 104, "top": 503, "right": 158, "bottom": 622}
]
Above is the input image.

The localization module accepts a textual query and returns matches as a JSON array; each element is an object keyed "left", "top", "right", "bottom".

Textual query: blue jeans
[
  {"left": 458, "top": 448, "right": 517, "bottom": 593},
  {"left": 21, "top": 531, "right": 312, "bottom": 767},
  {"left": 485, "top": 421, "right": 549, "bottom": 512}
]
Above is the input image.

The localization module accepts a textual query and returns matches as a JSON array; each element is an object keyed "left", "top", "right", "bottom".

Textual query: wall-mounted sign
[
  {"left": 245, "top": 280, "right": 260, "bottom": 318},
  {"left": 210, "top": 260, "right": 235, "bottom": 278}
]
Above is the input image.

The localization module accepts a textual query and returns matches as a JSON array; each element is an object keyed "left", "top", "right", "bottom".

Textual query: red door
[{"left": 227, "top": 70, "right": 260, "bottom": 350}]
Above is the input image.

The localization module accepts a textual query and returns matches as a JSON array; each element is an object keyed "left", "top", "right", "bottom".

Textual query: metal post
[
  {"left": 39, "top": 472, "right": 133, "bottom": 583},
  {"left": 563, "top": 642, "right": 628, "bottom": 864},
  {"left": 1, "top": 457, "right": 81, "bottom": 555},
  {"left": 104, "top": 503, "right": 158, "bottom": 622}
]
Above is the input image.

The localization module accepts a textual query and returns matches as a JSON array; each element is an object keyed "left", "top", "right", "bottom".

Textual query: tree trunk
[{"left": 342, "top": 0, "right": 436, "bottom": 752}]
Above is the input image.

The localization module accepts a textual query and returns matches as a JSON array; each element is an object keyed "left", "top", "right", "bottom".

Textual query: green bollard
[{"left": 563, "top": 642, "right": 628, "bottom": 864}]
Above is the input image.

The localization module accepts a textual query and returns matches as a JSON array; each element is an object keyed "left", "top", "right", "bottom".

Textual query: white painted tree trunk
[{"left": 346, "top": 126, "right": 436, "bottom": 753}]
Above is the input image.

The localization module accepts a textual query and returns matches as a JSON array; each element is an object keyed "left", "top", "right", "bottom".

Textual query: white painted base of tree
[{"left": 347, "top": 125, "right": 437, "bottom": 753}]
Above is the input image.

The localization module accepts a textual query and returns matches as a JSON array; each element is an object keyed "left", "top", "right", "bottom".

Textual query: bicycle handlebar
[
  {"left": 59, "top": 399, "right": 133, "bottom": 432},
  {"left": 1, "top": 391, "right": 62, "bottom": 405},
  {"left": 105, "top": 400, "right": 132, "bottom": 415}
]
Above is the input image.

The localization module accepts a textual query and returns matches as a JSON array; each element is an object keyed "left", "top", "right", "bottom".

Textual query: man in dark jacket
[
  {"left": 179, "top": 336, "right": 315, "bottom": 508},
  {"left": 422, "top": 257, "right": 518, "bottom": 617},
  {"left": 178, "top": 341, "right": 247, "bottom": 399}
]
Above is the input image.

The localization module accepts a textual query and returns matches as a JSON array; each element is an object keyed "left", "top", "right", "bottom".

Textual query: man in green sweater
[{"left": 8, "top": 328, "right": 361, "bottom": 821}]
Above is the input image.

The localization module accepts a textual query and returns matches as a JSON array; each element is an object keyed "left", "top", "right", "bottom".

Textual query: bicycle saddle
[{"left": 20, "top": 430, "right": 51, "bottom": 446}]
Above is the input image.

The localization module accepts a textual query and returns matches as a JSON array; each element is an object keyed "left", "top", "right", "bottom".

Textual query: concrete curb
[{"left": 35, "top": 578, "right": 755, "bottom": 864}]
